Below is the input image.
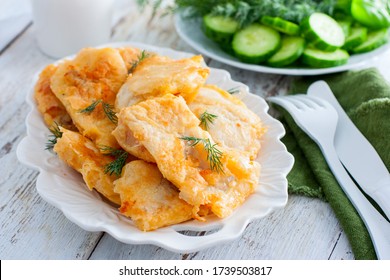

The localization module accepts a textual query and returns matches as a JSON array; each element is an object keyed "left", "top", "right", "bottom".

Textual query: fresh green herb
[
  {"left": 136, "top": 1, "right": 336, "bottom": 26},
  {"left": 102, "top": 102, "right": 118, "bottom": 124},
  {"left": 79, "top": 100, "right": 118, "bottom": 124},
  {"left": 199, "top": 111, "right": 218, "bottom": 130},
  {"left": 180, "top": 136, "right": 224, "bottom": 173},
  {"left": 129, "top": 50, "right": 150, "bottom": 74},
  {"left": 100, "top": 146, "right": 129, "bottom": 177},
  {"left": 174, "top": 0, "right": 336, "bottom": 26},
  {"left": 45, "top": 122, "right": 63, "bottom": 150},
  {"left": 227, "top": 86, "right": 240, "bottom": 95},
  {"left": 79, "top": 100, "right": 102, "bottom": 113}
]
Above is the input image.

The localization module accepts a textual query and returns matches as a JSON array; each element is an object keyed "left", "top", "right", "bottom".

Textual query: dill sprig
[
  {"left": 79, "top": 100, "right": 102, "bottom": 113},
  {"left": 45, "top": 122, "right": 63, "bottom": 150},
  {"left": 199, "top": 111, "right": 217, "bottom": 130},
  {"left": 180, "top": 136, "right": 224, "bottom": 173},
  {"left": 174, "top": 0, "right": 336, "bottom": 26},
  {"left": 227, "top": 86, "right": 240, "bottom": 95},
  {"left": 129, "top": 50, "right": 150, "bottom": 74},
  {"left": 102, "top": 103, "right": 118, "bottom": 124},
  {"left": 100, "top": 146, "right": 129, "bottom": 177},
  {"left": 79, "top": 100, "right": 118, "bottom": 124}
]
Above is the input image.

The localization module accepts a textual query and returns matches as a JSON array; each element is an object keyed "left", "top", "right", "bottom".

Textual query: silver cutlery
[
  {"left": 308, "top": 81, "right": 390, "bottom": 220},
  {"left": 267, "top": 94, "right": 390, "bottom": 259}
]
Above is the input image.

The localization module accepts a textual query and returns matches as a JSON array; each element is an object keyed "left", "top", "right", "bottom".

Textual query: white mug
[{"left": 31, "top": 0, "right": 114, "bottom": 58}]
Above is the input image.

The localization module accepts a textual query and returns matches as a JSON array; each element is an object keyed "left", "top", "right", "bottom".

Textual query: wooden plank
[
  {"left": 0, "top": 27, "right": 103, "bottom": 259},
  {"left": 0, "top": 0, "right": 31, "bottom": 18},
  {"left": 111, "top": 4, "right": 200, "bottom": 54},
  {"left": 89, "top": 196, "right": 347, "bottom": 259},
  {"left": 328, "top": 231, "right": 354, "bottom": 260}
]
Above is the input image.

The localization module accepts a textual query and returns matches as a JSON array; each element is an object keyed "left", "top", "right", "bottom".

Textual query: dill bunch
[{"left": 174, "top": 0, "right": 336, "bottom": 26}]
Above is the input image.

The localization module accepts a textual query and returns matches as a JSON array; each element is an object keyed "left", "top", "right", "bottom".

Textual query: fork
[{"left": 267, "top": 94, "right": 390, "bottom": 260}]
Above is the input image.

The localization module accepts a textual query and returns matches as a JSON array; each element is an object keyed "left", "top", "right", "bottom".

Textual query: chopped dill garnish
[
  {"left": 129, "top": 50, "right": 150, "bottom": 74},
  {"left": 180, "top": 136, "right": 224, "bottom": 173},
  {"left": 199, "top": 111, "right": 217, "bottom": 130},
  {"left": 79, "top": 100, "right": 102, "bottom": 113},
  {"left": 227, "top": 86, "right": 240, "bottom": 95},
  {"left": 45, "top": 122, "right": 63, "bottom": 150},
  {"left": 79, "top": 100, "right": 118, "bottom": 124},
  {"left": 100, "top": 146, "right": 129, "bottom": 177},
  {"left": 102, "top": 102, "right": 118, "bottom": 124}
]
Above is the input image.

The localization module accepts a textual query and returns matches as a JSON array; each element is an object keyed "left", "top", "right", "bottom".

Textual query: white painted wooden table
[{"left": 1, "top": 0, "right": 389, "bottom": 260}]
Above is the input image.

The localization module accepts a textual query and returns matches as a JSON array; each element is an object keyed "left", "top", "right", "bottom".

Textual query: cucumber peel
[
  {"left": 260, "top": 16, "right": 300, "bottom": 36},
  {"left": 267, "top": 36, "right": 305, "bottom": 67},
  {"left": 232, "top": 24, "right": 281, "bottom": 64},
  {"left": 302, "top": 47, "right": 350, "bottom": 68},
  {"left": 301, "top": 13, "right": 345, "bottom": 51},
  {"left": 352, "top": 28, "right": 389, "bottom": 53}
]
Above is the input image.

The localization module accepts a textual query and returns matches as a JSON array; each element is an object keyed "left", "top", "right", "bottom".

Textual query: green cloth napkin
[{"left": 279, "top": 68, "right": 390, "bottom": 260}]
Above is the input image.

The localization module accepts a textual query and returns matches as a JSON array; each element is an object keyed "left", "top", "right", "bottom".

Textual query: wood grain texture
[
  {"left": 0, "top": 27, "right": 103, "bottom": 260},
  {"left": 89, "top": 196, "right": 353, "bottom": 260}
]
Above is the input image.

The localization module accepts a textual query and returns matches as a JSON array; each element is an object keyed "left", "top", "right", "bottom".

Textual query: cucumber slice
[
  {"left": 343, "top": 26, "right": 368, "bottom": 50},
  {"left": 267, "top": 36, "right": 305, "bottom": 67},
  {"left": 351, "top": 0, "right": 390, "bottom": 29},
  {"left": 260, "top": 16, "right": 300, "bottom": 36},
  {"left": 302, "top": 47, "right": 350, "bottom": 68},
  {"left": 232, "top": 24, "right": 281, "bottom": 64},
  {"left": 203, "top": 14, "right": 239, "bottom": 45},
  {"left": 337, "top": 19, "right": 353, "bottom": 37},
  {"left": 301, "top": 13, "right": 345, "bottom": 51},
  {"left": 352, "top": 28, "right": 389, "bottom": 53}
]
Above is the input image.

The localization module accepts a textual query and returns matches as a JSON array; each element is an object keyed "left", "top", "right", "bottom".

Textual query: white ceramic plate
[
  {"left": 16, "top": 42, "right": 294, "bottom": 253},
  {"left": 174, "top": 14, "right": 390, "bottom": 76}
]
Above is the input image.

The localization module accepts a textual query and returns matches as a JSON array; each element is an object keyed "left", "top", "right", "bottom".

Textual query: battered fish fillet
[
  {"left": 34, "top": 64, "right": 75, "bottom": 130},
  {"left": 114, "top": 160, "right": 193, "bottom": 231},
  {"left": 112, "top": 120, "right": 155, "bottom": 163},
  {"left": 117, "top": 47, "right": 142, "bottom": 72},
  {"left": 114, "top": 94, "right": 261, "bottom": 219},
  {"left": 189, "top": 85, "right": 266, "bottom": 160},
  {"left": 53, "top": 127, "right": 121, "bottom": 205},
  {"left": 50, "top": 47, "right": 128, "bottom": 148},
  {"left": 115, "top": 55, "right": 209, "bottom": 110}
]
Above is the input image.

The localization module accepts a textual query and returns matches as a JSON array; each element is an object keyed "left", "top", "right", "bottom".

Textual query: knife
[{"left": 308, "top": 80, "right": 390, "bottom": 220}]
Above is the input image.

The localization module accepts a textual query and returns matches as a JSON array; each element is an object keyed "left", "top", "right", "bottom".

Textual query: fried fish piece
[
  {"left": 117, "top": 47, "right": 142, "bottom": 72},
  {"left": 53, "top": 127, "right": 121, "bottom": 205},
  {"left": 114, "top": 160, "right": 193, "bottom": 231},
  {"left": 114, "top": 94, "right": 261, "bottom": 219},
  {"left": 112, "top": 119, "right": 155, "bottom": 163},
  {"left": 34, "top": 64, "right": 75, "bottom": 130},
  {"left": 50, "top": 47, "right": 128, "bottom": 148},
  {"left": 115, "top": 54, "right": 209, "bottom": 110},
  {"left": 189, "top": 85, "right": 266, "bottom": 160}
]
